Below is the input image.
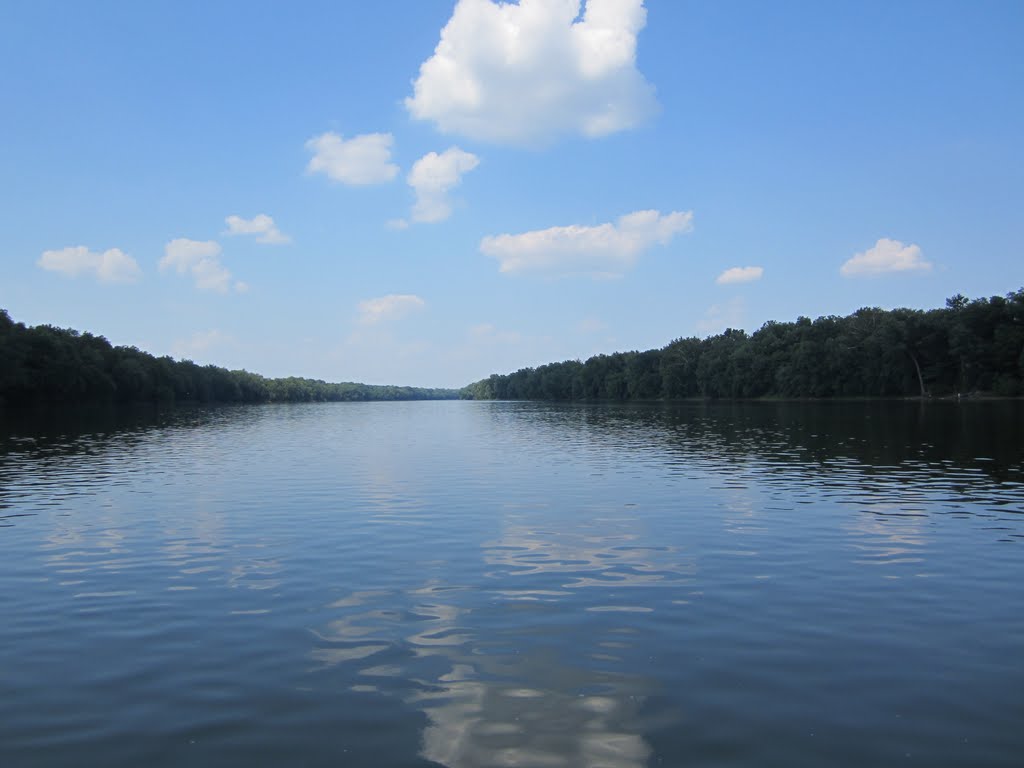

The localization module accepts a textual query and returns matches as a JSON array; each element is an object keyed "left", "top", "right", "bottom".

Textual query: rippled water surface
[{"left": 2, "top": 400, "right": 1023, "bottom": 767}]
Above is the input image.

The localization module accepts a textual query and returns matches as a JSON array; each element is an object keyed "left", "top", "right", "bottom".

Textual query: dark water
[{"left": 1, "top": 400, "right": 1022, "bottom": 767}]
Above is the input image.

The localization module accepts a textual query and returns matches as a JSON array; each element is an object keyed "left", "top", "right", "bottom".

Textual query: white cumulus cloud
[
  {"left": 716, "top": 266, "right": 764, "bottom": 285},
  {"left": 305, "top": 131, "right": 399, "bottom": 185},
  {"left": 160, "top": 238, "right": 243, "bottom": 294},
  {"left": 37, "top": 246, "right": 141, "bottom": 284},
  {"left": 357, "top": 294, "right": 426, "bottom": 325},
  {"left": 405, "top": 0, "right": 658, "bottom": 145},
  {"left": 224, "top": 214, "right": 290, "bottom": 244},
  {"left": 480, "top": 209, "right": 693, "bottom": 277},
  {"left": 841, "top": 238, "right": 931, "bottom": 277},
  {"left": 407, "top": 147, "right": 480, "bottom": 223}
]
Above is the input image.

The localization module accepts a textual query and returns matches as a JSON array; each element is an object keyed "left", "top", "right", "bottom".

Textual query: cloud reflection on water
[{"left": 309, "top": 506, "right": 686, "bottom": 768}]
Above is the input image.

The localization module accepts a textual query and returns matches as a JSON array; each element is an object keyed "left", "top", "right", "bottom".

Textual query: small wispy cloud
[
  {"left": 468, "top": 323, "right": 521, "bottom": 344},
  {"left": 305, "top": 131, "right": 399, "bottom": 185},
  {"left": 716, "top": 266, "right": 764, "bottom": 285},
  {"left": 697, "top": 297, "right": 745, "bottom": 336},
  {"left": 159, "top": 238, "right": 245, "bottom": 294},
  {"left": 171, "top": 329, "right": 233, "bottom": 361},
  {"left": 841, "top": 238, "right": 931, "bottom": 277},
  {"left": 356, "top": 294, "right": 426, "bottom": 325},
  {"left": 481, "top": 209, "right": 693, "bottom": 278},
  {"left": 577, "top": 316, "right": 608, "bottom": 333},
  {"left": 224, "top": 214, "right": 290, "bottom": 244},
  {"left": 37, "top": 246, "right": 141, "bottom": 284}
]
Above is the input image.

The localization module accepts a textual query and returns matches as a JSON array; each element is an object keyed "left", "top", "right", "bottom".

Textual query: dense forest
[
  {"left": 5, "top": 289, "right": 1023, "bottom": 408},
  {"left": 463, "top": 289, "right": 1024, "bottom": 401},
  {"left": 0, "top": 309, "right": 458, "bottom": 406}
]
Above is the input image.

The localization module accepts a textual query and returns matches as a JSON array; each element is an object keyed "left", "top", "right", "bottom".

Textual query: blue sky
[{"left": 2, "top": 0, "right": 1021, "bottom": 388}]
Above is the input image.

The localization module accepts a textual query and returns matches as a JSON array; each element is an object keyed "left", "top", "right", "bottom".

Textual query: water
[{"left": 1, "top": 400, "right": 1022, "bottom": 767}]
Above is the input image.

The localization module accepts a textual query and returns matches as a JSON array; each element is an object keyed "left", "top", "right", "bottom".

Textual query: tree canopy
[
  {"left": 5, "top": 289, "right": 1021, "bottom": 407},
  {"left": 0, "top": 310, "right": 458, "bottom": 406},
  {"left": 462, "top": 289, "right": 1024, "bottom": 401}
]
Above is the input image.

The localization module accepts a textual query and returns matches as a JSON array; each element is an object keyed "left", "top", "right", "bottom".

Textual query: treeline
[
  {"left": 462, "top": 289, "right": 1024, "bottom": 401},
  {"left": 0, "top": 309, "right": 458, "bottom": 406}
]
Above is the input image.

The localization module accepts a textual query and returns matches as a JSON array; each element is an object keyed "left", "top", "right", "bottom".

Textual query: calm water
[{"left": 1, "top": 400, "right": 1023, "bottom": 767}]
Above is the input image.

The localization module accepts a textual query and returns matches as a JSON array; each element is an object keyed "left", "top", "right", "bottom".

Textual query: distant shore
[{"left": 462, "top": 289, "right": 1024, "bottom": 403}]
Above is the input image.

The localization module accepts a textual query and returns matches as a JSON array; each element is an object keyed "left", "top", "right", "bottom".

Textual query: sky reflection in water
[{"left": 1, "top": 401, "right": 1023, "bottom": 767}]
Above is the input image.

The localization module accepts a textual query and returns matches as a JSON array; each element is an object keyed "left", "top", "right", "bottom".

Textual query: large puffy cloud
[
  {"left": 480, "top": 209, "right": 692, "bottom": 277},
  {"left": 305, "top": 132, "right": 399, "bottom": 185},
  {"left": 37, "top": 246, "right": 141, "bottom": 283},
  {"left": 159, "top": 239, "right": 244, "bottom": 294},
  {"left": 406, "top": 0, "right": 658, "bottom": 145},
  {"left": 408, "top": 147, "right": 480, "bottom": 223},
  {"left": 841, "top": 238, "right": 931, "bottom": 277},
  {"left": 224, "top": 214, "right": 290, "bottom": 244},
  {"left": 357, "top": 294, "right": 426, "bottom": 325},
  {"left": 716, "top": 266, "right": 764, "bottom": 285}
]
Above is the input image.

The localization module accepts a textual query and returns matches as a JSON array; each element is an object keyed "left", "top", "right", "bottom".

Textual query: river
[{"left": 1, "top": 400, "right": 1022, "bottom": 767}]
